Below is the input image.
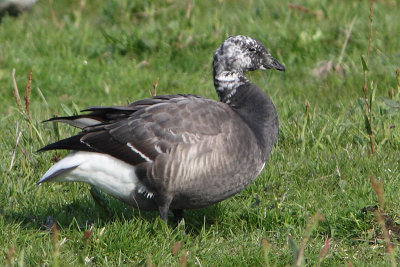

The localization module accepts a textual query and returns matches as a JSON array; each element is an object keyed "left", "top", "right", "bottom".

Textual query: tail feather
[
  {"left": 37, "top": 151, "right": 88, "bottom": 184},
  {"left": 44, "top": 115, "right": 103, "bottom": 129},
  {"left": 36, "top": 165, "right": 78, "bottom": 185},
  {"left": 37, "top": 134, "right": 95, "bottom": 152}
]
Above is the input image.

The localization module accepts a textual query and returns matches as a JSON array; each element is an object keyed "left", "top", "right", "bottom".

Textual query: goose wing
[{"left": 39, "top": 94, "right": 238, "bottom": 168}]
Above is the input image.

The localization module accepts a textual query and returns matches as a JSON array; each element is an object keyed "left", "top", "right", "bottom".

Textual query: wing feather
[{"left": 39, "top": 95, "right": 229, "bottom": 167}]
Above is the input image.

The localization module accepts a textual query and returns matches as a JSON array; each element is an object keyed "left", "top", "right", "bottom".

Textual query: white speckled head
[{"left": 213, "top": 35, "right": 285, "bottom": 76}]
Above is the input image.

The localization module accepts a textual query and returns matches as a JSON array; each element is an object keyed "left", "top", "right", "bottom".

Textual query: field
[{"left": 1, "top": 0, "right": 400, "bottom": 266}]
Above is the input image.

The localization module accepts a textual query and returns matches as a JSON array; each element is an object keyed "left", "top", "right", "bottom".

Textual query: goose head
[{"left": 213, "top": 35, "right": 285, "bottom": 77}]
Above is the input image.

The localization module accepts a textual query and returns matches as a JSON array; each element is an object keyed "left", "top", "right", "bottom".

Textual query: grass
[{"left": 1, "top": 0, "right": 400, "bottom": 265}]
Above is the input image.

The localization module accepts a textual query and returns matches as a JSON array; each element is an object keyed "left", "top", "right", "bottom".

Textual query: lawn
[{"left": 1, "top": 0, "right": 400, "bottom": 266}]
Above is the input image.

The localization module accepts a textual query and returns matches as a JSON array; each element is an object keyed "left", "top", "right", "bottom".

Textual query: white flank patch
[
  {"left": 38, "top": 151, "right": 153, "bottom": 200},
  {"left": 154, "top": 144, "right": 163, "bottom": 154},
  {"left": 137, "top": 185, "right": 154, "bottom": 198},
  {"left": 127, "top": 143, "right": 152, "bottom": 162}
]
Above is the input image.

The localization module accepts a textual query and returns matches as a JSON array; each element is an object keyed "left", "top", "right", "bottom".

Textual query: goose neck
[{"left": 213, "top": 71, "right": 248, "bottom": 104}]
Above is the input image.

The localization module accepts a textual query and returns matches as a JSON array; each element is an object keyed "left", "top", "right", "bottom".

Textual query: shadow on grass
[{"left": 1, "top": 194, "right": 223, "bottom": 234}]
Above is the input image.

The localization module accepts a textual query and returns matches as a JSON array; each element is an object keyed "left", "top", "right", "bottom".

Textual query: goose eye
[{"left": 248, "top": 47, "right": 256, "bottom": 52}]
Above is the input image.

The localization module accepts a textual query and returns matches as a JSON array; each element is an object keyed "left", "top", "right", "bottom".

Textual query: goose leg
[
  {"left": 156, "top": 194, "right": 174, "bottom": 222},
  {"left": 158, "top": 205, "right": 169, "bottom": 222},
  {"left": 172, "top": 209, "right": 184, "bottom": 223},
  {"left": 90, "top": 186, "right": 111, "bottom": 217}
]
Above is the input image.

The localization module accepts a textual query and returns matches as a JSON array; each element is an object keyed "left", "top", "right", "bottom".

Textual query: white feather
[
  {"left": 127, "top": 143, "right": 152, "bottom": 162},
  {"left": 38, "top": 151, "right": 152, "bottom": 200},
  {"left": 52, "top": 117, "right": 101, "bottom": 128},
  {"left": 256, "top": 162, "right": 265, "bottom": 176}
]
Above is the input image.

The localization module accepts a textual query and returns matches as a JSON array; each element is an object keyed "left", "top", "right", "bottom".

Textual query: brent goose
[
  {"left": 0, "top": 0, "right": 37, "bottom": 18},
  {"left": 38, "top": 35, "right": 285, "bottom": 223}
]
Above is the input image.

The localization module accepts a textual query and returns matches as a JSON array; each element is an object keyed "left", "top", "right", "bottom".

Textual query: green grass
[{"left": 1, "top": 0, "right": 400, "bottom": 265}]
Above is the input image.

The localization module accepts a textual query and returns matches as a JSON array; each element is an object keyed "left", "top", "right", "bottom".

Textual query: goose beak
[{"left": 262, "top": 55, "right": 285, "bottom": 72}]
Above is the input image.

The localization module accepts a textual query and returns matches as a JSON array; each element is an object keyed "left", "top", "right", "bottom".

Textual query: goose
[
  {"left": 38, "top": 35, "right": 285, "bottom": 223},
  {"left": 0, "top": 0, "right": 37, "bottom": 17}
]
